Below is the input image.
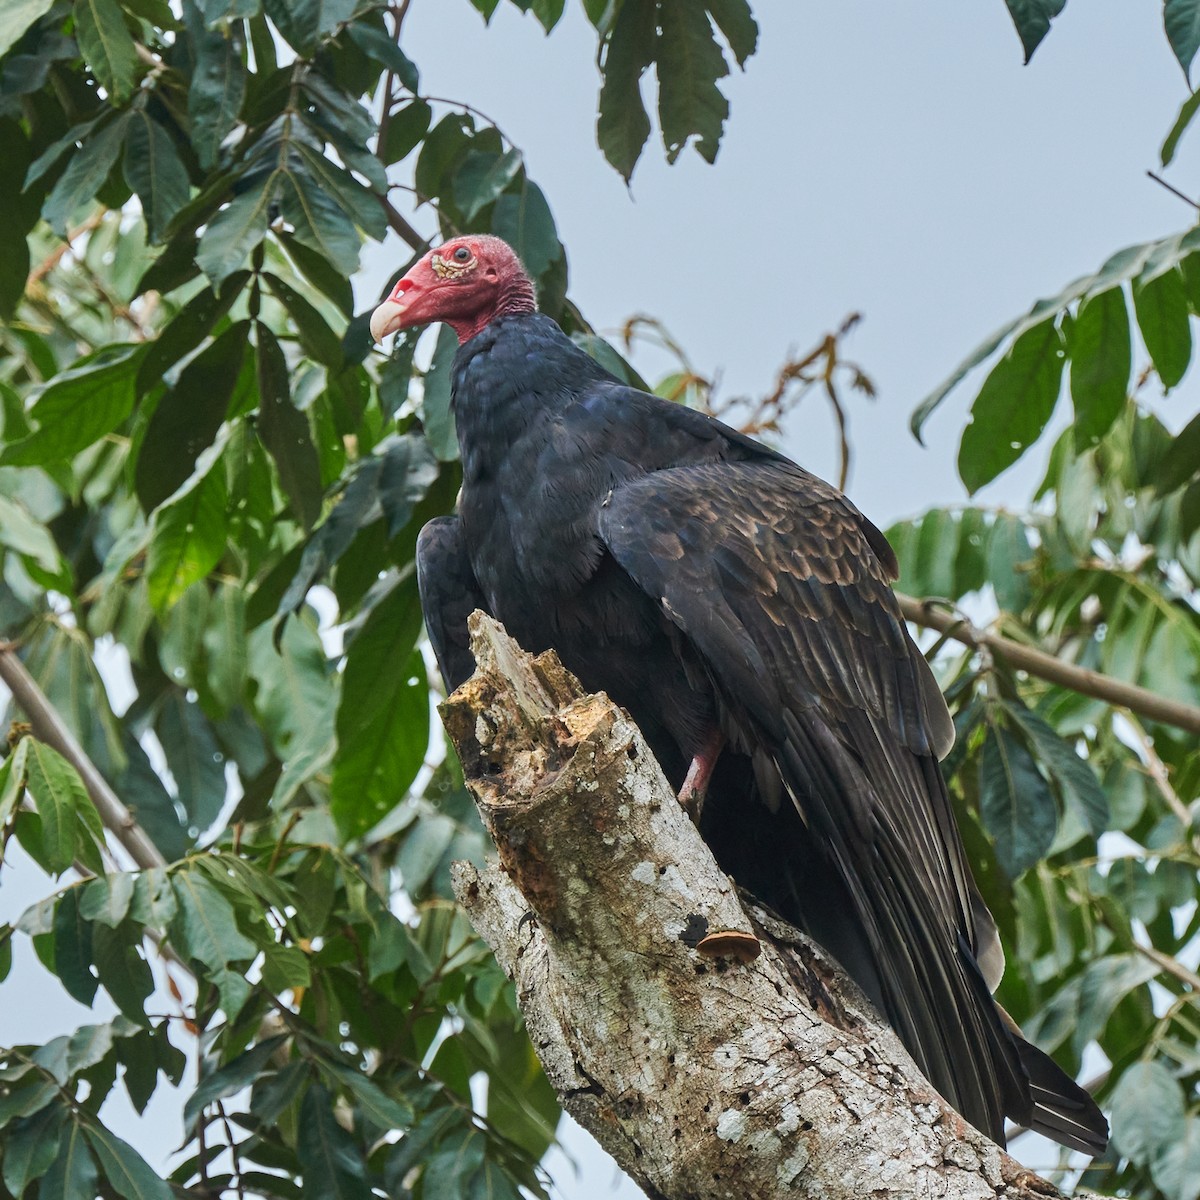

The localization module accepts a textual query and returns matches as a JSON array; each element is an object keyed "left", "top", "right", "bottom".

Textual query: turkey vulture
[{"left": 371, "top": 235, "right": 1108, "bottom": 1155}]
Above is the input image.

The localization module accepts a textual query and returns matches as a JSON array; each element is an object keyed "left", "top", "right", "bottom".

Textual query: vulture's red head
[{"left": 370, "top": 235, "right": 536, "bottom": 346}]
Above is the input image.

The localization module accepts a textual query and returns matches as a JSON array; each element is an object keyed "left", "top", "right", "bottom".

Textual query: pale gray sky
[{"left": 2, "top": 4, "right": 1194, "bottom": 1198}]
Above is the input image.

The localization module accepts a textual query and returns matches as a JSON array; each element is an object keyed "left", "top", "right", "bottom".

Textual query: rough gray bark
[{"left": 446, "top": 614, "right": 1078, "bottom": 1200}]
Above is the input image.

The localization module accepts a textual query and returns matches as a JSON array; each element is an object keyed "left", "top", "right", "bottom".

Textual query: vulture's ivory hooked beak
[{"left": 370, "top": 298, "right": 407, "bottom": 343}]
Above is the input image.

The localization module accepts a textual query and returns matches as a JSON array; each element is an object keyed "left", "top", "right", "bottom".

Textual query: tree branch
[
  {"left": 0, "top": 644, "right": 166, "bottom": 871},
  {"left": 895, "top": 593, "right": 1200, "bottom": 737},
  {"left": 445, "top": 614, "right": 1082, "bottom": 1200},
  {"left": 377, "top": 195, "right": 427, "bottom": 253}
]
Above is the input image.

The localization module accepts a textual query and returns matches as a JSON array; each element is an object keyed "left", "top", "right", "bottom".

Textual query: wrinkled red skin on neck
[{"left": 446, "top": 271, "right": 537, "bottom": 343}]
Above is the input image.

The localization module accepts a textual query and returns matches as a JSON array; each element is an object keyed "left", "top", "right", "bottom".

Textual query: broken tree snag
[{"left": 445, "top": 613, "right": 1071, "bottom": 1200}]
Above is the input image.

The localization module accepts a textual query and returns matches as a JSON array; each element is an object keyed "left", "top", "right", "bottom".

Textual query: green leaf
[
  {"left": 706, "top": 0, "right": 758, "bottom": 67},
  {"left": 1111, "top": 1060, "right": 1185, "bottom": 1162},
  {"left": 0, "top": 121, "right": 31, "bottom": 314},
  {"left": 249, "top": 613, "right": 336, "bottom": 748},
  {"left": 953, "top": 507, "right": 989, "bottom": 594},
  {"left": 254, "top": 324, "right": 323, "bottom": 529},
  {"left": 913, "top": 234, "right": 1175, "bottom": 443},
  {"left": 124, "top": 111, "right": 192, "bottom": 244},
  {"left": 145, "top": 451, "right": 229, "bottom": 612},
  {"left": 1154, "top": 1117, "right": 1200, "bottom": 1200},
  {"left": 170, "top": 869, "right": 258, "bottom": 1014},
  {"left": 986, "top": 513, "right": 1034, "bottom": 612},
  {"left": 196, "top": 172, "right": 276, "bottom": 285},
  {"left": 129, "top": 868, "right": 178, "bottom": 929},
  {"left": 186, "top": 1, "right": 247, "bottom": 170},
  {"left": 346, "top": 21, "right": 419, "bottom": 90},
  {"left": 290, "top": 142, "right": 387, "bottom": 241},
  {"left": 183, "top": 1036, "right": 288, "bottom": 1135},
  {"left": 656, "top": 0, "right": 730, "bottom": 164},
  {"left": 422, "top": 1123, "right": 486, "bottom": 1196},
  {"left": 25, "top": 740, "right": 90, "bottom": 875},
  {"left": 491, "top": 178, "right": 561, "bottom": 284},
  {"left": 1159, "top": 410, "right": 1200, "bottom": 493},
  {"left": 317, "top": 1058, "right": 414, "bottom": 1130},
  {"left": 27, "top": 119, "right": 107, "bottom": 196},
  {"left": 39, "top": 1119, "right": 98, "bottom": 1200},
  {"left": 957, "top": 319, "right": 1065, "bottom": 493},
  {"left": 421, "top": 324, "right": 460, "bottom": 461},
  {"left": 596, "top": 0, "right": 654, "bottom": 183},
  {"left": 1070, "top": 287, "right": 1131, "bottom": 449},
  {"left": 467, "top": 1160, "right": 523, "bottom": 1200},
  {"left": 1003, "top": 702, "right": 1108, "bottom": 837},
  {"left": 0, "top": 741, "right": 26, "bottom": 826},
  {"left": 1165, "top": 0, "right": 1200, "bottom": 78},
  {"left": 74, "top": 0, "right": 140, "bottom": 101},
  {"left": 136, "top": 323, "right": 245, "bottom": 510},
  {"left": 331, "top": 580, "right": 428, "bottom": 840},
  {"left": 381, "top": 98, "right": 432, "bottom": 164},
  {"left": 1161, "top": 89, "right": 1200, "bottom": 167},
  {"left": 52, "top": 889, "right": 98, "bottom": 1004},
  {"left": 978, "top": 723, "right": 1057, "bottom": 878},
  {"left": 454, "top": 149, "right": 524, "bottom": 221},
  {"left": 84, "top": 1124, "right": 173, "bottom": 1200},
  {"left": 1, "top": 1102, "right": 65, "bottom": 1195},
  {"left": 910, "top": 508, "right": 958, "bottom": 598},
  {"left": 1133, "top": 268, "right": 1192, "bottom": 390},
  {"left": 115, "top": 729, "right": 190, "bottom": 864},
  {"left": 0, "top": 494, "right": 63, "bottom": 576},
  {"left": 0, "top": 1077, "right": 57, "bottom": 1130},
  {"left": 264, "top": 273, "right": 344, "bottom": 368},
  {"left": 157, "top": 694, "right": 226, "bottom": 831},
  {"left": 276, "top": 168, "right": 361, "bottom": 278},
  {"left": 296, "top": 1083, "right": 372, "bottom": 1200},
  {"left": 474, "top": 1015, "right": 558, "bottom": 1161},
  {"left": 911, "top": 317, "right": 1024, "bottom": 444},
  {"left": 137, "top": 274, "right": 249, "bottom": 395},
  {"left": 415, "top": 112, "right": 473, "bottom": 202},
  {"left": 262, "top": 0, "right": 356, "bottom": 53},
  {"left": 279, "top": 230, "right": 353, "bottom": 315},
  {"left": 261, "top": 943, "right": 311, "bottom": 991},
  {"left": 92, "top": 923, "right": 155, "bottom": 1024},
  {"left": 530, "top": 0, "right": 565, "bottom": 31},
  {"left": 80, "top": 873, "right": 136, "bottom": 927},
  {"left": 0, "top": 0, "right": 55, "bottom": 59},
  {"left": 1003, "top": 0, "right": 1066, "bottom": 62},
  {"left": 250, "top": 1061, "right": 308, "bottom": 1126},
  {"left": 1030, "top": 952, "right": 1158, "bottom": 1057},
  {"left": 378, "top": 432, "right": 440, "bottom": 535},
  {"left": 0, "top": 343, "right": 143, "bottom": 467}
]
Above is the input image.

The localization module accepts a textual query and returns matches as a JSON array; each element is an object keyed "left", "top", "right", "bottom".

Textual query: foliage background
[{"left": 0, "top": 2, "right": 1198, "bottom": 1198}]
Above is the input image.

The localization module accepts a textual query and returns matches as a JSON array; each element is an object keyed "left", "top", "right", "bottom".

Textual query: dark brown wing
[{"left": 597, "top": 459, "right": 1103, "bottom": 1149}]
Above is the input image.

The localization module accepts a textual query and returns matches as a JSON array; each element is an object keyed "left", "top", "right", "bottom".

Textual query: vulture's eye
[{"left": 453, "top": 247, "right": 472, "bottom": 263}]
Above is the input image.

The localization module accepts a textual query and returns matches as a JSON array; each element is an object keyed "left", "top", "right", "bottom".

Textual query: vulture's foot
[{"left": 677, "top": 729, "right": 726, "bottom": 823}]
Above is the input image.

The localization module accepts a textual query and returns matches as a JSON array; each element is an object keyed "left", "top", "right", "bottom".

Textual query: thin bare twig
[
  {"left": 1146, "top": 170, "right": 1200, "bottom": 210},
  {"left": 1125, "top": 712, "right": 1200, "bottom": 855},
  {"left": 1137, "top": 943, "right": 1200, "bottom": 994},
  {"left": 26, "top": 211, "right": 109, "bottom": 288},
  {"left": 377, "top": 195, "right": 427, "bottom": 253}
]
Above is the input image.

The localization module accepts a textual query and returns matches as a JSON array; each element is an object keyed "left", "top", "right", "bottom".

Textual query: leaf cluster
[{"left": 888, "top": 406, "right": 1200, "bottom": 1195}]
